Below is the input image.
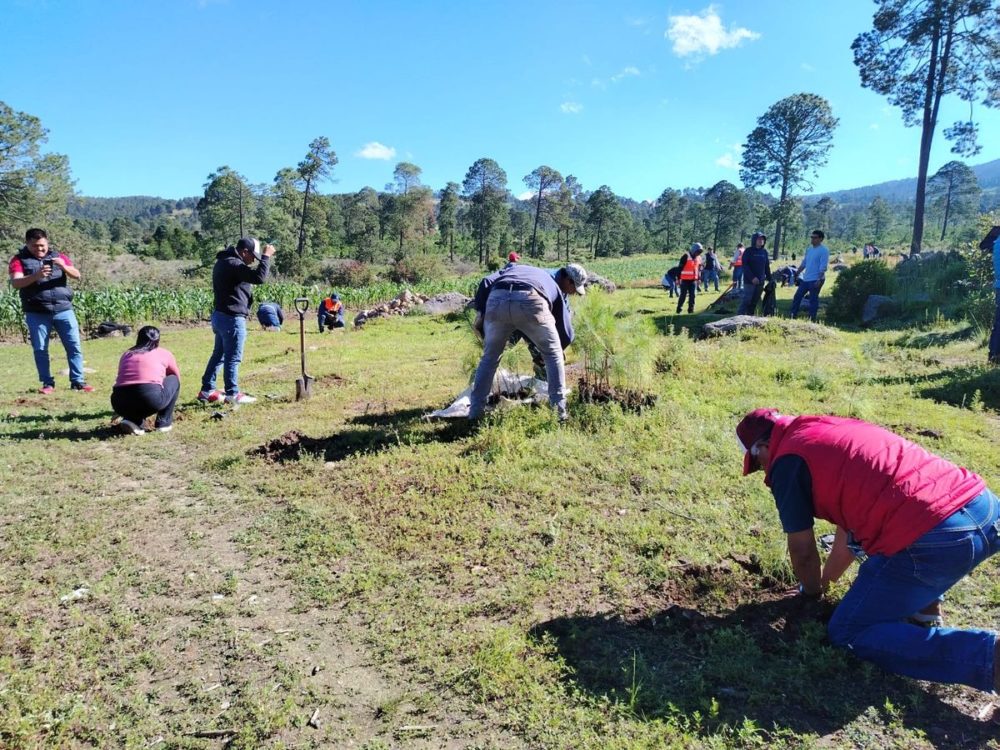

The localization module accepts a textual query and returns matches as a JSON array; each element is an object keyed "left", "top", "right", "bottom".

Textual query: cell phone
[{"left": 43, "top": 259, "right": 53, "bottom": 268}]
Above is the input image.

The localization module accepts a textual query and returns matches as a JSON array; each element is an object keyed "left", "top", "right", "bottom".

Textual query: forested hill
[
  {"left": 68, "top": 196, "right": 199, "bottom": 223},
  {"left": 812, "top": 158, "right": 1000, "bottom": 208}
]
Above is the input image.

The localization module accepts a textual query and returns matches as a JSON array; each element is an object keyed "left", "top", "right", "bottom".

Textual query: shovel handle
[{"left": 293, "top": 297, "right": 310, "bottom": 315}]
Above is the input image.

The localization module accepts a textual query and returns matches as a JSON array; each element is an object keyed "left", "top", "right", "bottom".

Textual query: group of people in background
[
  {"left": 662, "top": 230, "right": 830, "bottom": 322},
  {"left": 6, "top": 228, "right": 351, "bottom": 436}
]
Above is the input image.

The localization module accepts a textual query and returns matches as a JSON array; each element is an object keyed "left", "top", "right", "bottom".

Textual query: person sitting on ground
[
  {"left": 469, "top": 262, "right": 587, "bottom": 421},
  {"left": 256, "top": 301, "right": 284, "bottom": 331},
  {"left": 737, "top": 232, "right": 772, "bottom": 315},
  {"left": 737, "top": 408, "right": 1000, "bottom": 692},
  {"left": 111, "top": 326, "right": 180, "bottom": 435},
  {"left": 661, "top": 266, "right": 679, "bottom": 298},
  {"left": 675, "top": 243, "right": 703, "bottom": 314},
  {"left": 318, "top": 292, "right": 345, "bottom": 331}
]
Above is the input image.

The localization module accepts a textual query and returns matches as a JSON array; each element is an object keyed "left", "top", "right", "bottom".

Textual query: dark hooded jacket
[
  {"left": 212, "top": 247, "right": 271, "bottom": 317},
  {"left": 742, "top": 233, "right": 771, "bottom": 283}
]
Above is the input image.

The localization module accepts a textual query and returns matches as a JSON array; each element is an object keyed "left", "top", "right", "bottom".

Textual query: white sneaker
[
  {"left": 155, "top": 424, "right": 173, "bottom": 433},
  {"left": 225, "top": 392, "right": 257, "bottom": 405},
  {"left": 197, "top": 389, "right": 224, "bottom": 403},
  {"left": 117, "top": 419, "right": 145, "bottom": 436}
]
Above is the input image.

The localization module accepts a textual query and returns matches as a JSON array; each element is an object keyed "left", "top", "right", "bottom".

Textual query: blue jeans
[
  {"left": 828, "top": 489, "right": 1000, "bottom": 690},
  {"left": 989, "top": 290, "right": 1000, "bottom": 361},
  {"left": 702, "top": 269, "right": 720, "bottom": 291},
  {"left": 25, "top": 309, "right": 85, "bottom": 387},
  {"left": 732, "top": 267, "right": 743, "bottom": 289},
  {"left": 789, "top": 279, "right": 823, "bottom": 321},
  {"left": 201, "top": 311, "right": 247, "bottom": 397}
]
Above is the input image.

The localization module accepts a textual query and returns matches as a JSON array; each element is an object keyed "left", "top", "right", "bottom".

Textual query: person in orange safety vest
[
  {"left": 318, "top": 292, "right": 345, "bottom": 331},
  {"left": 675, "top": 243, "right": 704, "bottom": 314}
]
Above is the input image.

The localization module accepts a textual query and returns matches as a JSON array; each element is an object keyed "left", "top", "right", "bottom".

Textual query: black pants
[
  {"left": 111, "top": 374, "right": 180, "bottom": 428},
  {"left": 676, "top": 280, "right": 697, "bottom": 313}
]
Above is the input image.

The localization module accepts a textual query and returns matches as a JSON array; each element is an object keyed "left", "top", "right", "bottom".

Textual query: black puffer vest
[{"left": 15, "top": 246, "right": 74, "bottom": 313}]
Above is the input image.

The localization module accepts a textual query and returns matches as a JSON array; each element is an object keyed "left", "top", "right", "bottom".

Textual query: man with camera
[
  {"left": 198, "top": 237, "right": 276, "bottom": 405},
  {"left": 8, "top": 227, "right": 93, "bottom": 394}
]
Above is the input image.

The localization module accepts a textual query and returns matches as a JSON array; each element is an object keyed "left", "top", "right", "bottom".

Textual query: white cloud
[
  {"left": 800, "top": 62, "right": 815, "bottom": 72},
  {"left": 581, "top": 54, "right": 592, "bottom": 66},
  {"left": 869, "top": 123, "right": 880, "bottom": 130},
  {"left": 611, "top": 65, "right": 641, "bottom": 82},
  {"left": 626, "top": 16, "right": 648, "bottom": 27},
  {"left": 516, "top": 190, "right": 536, "bottom": 201},
  {"left": 560, "top": 101, "right": 583, "bottom": 114},
  {"left": 715, "top": 153, "right": 739, "bottom": 169},
  {"left": 355, "top": 141, "right": 396, "bottom": 160},
  {"left": 715, "top": 142, "right": 743, "bottom": 170},
  {"left": 666, "top": 5, "right": 760, "bottom": 58}
]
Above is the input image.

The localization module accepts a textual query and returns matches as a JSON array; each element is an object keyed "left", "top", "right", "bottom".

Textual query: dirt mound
[
  {"left": 578, "top": 377, "right": 657, "bottom": 412},
  {"left": 250, "top": 430, "right": 327, "bottom": 462}
]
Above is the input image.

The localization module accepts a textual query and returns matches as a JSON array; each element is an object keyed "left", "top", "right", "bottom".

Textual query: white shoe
[
  {"left": 117, "top": 419, "right": 145, "bottom": 436},
  {"left": 155, "top": 424, "right": 173, "bottom": 433},
  {"left": 225, "top": 392, "right": 257, "bottom": 405}
]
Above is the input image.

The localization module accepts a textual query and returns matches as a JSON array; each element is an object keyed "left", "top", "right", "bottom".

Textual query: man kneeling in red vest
[{"left": 738, "top": 408, "right": 1000, "bottom": 691}]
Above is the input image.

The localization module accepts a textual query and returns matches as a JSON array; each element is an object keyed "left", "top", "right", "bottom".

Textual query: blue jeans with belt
[
  {"left": 201, "top": 311, "right": 247, "bottom": 397},
  {"left": 827, "top": 489, "right": 1000, "bottom": 690}
]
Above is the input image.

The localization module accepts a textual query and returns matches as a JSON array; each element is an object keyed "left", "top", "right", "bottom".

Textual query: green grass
[{"left": 2, "top": 264, "right": 1000, "bottom": 748}]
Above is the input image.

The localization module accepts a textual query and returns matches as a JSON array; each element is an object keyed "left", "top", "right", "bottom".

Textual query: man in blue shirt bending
[
  {"left": 469, "top": 263, "right": 587, "bottom": 421},
  {"left": 789, "top": 229, "right": 830, "bottom": 322}
]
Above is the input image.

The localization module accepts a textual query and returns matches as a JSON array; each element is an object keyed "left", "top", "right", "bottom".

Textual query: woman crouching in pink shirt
[{"left": 111, "top": 326, "right": 180, "bottom": 435}]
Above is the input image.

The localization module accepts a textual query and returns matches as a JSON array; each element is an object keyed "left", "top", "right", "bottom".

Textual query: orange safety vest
[
  {"left": 733, "top": 249, "right": 744, "bottom": 267},
  {"left": 323, "top": 298, "right": 342, "bottom": 313},
  {"left": 680, "top": 256, "right": 700, "bottom": 281}
]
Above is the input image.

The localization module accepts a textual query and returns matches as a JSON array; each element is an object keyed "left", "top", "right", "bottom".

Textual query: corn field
[{"left": 0, "top": 279, "right": 476, "bottom": 337}]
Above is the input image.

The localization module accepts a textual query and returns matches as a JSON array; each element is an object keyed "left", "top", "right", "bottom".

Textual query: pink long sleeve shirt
[{"left": 114, "top": 348, "right": 180, "bottom": 387}]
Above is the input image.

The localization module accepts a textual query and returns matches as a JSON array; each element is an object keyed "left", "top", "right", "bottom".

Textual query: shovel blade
[{"left": 295, "top": 376, "right": 315, "bottom": 401}]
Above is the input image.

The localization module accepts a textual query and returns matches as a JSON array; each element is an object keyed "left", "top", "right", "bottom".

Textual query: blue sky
[{"left": 3, "top": 0, "right": 998, "bottom": 201}]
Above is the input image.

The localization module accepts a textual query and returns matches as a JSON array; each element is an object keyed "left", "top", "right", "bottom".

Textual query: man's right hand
[
  {"left": 36, "top": 265, "right": 52, "bottom": 281},
  {"left": 263, "top": 244, "right": 277, "bottom": 258}
]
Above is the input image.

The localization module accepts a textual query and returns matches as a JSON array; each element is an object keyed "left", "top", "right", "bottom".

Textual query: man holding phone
[{"left": 8, "top": 228, "right": 93, "bottom": 394}]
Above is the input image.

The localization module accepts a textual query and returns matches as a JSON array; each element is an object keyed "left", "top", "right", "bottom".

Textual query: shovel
[{"left": 293, "top": 297, "right": 314, "bottom": 400}]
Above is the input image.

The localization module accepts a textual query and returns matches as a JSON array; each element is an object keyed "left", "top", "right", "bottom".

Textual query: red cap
[
  {"left": 736, "top": 408, "right": 781, "bottom": 475},
  {"left": 508, "top": 252, "right": 520, "bottom": 262}
]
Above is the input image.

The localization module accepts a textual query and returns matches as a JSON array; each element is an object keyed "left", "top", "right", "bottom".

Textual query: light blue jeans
[
  {"left": 828, "top": 489, "right": 1000, "bottom": 690},
  {"left": 469, "top": 289, "right": 566, "bottom": 419},
  {"left": 25, "top": 309, "right": 85, "bottom": 387},
  {"left": 201, "top": 311, "right": 247, "bottom": 397}
]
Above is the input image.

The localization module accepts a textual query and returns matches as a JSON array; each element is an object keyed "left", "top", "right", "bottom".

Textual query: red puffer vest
[{"left": 765, "top": 415, "right": 984, "bottom": 555}]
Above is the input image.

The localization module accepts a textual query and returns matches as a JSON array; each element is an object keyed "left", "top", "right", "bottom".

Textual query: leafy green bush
[
  {"left": 826, "top": 260, "right": 895, "bottom": 323},
  {"left": 389, "top": 253, "right": 445, "bottom": 284},
  {"left": 327, "top": 260, "right": 376, "bottom": 288}
]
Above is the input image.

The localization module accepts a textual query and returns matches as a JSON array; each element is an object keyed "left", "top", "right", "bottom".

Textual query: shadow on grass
[
  {"left": 2, "top": 409, "right": 116, "bottom": 425},
  {"left": 872, "top": 364, "right": 1000, "bottom": 412},
  {"left": 893, "top": 325, "right": 979, "bottom": 350},
  {"left": 532, "top": 598, "right": 993, "bottom": 746},
  {"left": 250, "top": 406, "right": 476, "bottom": 463},
  {"left": 1, "top": 423, "right": 119, "bottom": 441}
]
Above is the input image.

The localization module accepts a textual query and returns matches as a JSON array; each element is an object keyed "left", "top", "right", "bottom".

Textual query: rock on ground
[
  {"left": 585, "top": 272, "right": 616, "bottom": 294},
  {"left": 862, "top": 294, "right": 897, "bottom": 325},
  {"left": 420, "top": 292, "right": 472, "bottom": 315},
  {"left": 700, "top": 315, "right": 770, "bottom": 338}
]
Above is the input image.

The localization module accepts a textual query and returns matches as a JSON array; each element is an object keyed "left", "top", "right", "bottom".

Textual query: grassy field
[{"left": 2, "top": 269, "right": 1000, "bottom": 749}]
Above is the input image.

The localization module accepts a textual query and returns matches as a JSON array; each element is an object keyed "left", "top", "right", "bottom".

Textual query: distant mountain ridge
[{"left": 810, "top": 158, "right": 1000, "bottom": 208}]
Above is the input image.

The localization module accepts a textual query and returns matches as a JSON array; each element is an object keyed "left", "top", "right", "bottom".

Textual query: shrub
[
  {"left": 328, "top": 260, "right": 377, "bottom": 288},
  {"left": 389, "top": 253, "right": 446, "bottom": 284},
  {"left": 826, "top": 260, "right": 895, "bottom": 323}
]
